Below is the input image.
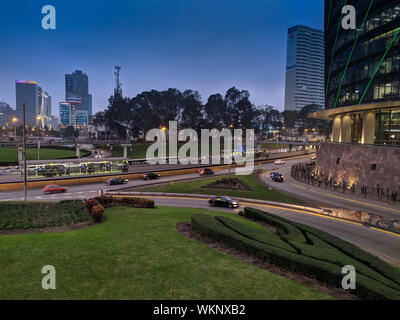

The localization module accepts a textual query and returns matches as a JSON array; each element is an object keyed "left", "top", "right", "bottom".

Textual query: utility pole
[{"left": 23, "top": 104, "right": 27, "bottom": 201}]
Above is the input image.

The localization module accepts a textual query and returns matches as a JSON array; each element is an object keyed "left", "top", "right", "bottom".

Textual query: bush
[
  {"left": 191, "top": 213, "right": 400, "bottom": 300},
  {"left": 85, "top": 198, "right": 101, "bottom": 212},
  {"left": 241, "top": 207, "right": 400, "bottom": 288},
  {"left": 90, "top": 196, "right": 155, "bottom": 209},
  {"left": 0, "top": 201, "right": 90, "bottom": 230},
  {"left": 90, "top": 204, "right": 105, "bottom": 223}
]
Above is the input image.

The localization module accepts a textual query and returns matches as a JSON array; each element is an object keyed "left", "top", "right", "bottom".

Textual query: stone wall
[{"left": 316, "top": 143, "right": 400, "bottom": 191}]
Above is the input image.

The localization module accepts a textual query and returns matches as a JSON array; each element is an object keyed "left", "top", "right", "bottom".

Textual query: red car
[{"left": 43, "top": 185, "right": 68, "bottom": 194}]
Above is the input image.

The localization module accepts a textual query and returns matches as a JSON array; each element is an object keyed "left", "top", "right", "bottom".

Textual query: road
[
  {"left": 0, "top": 155, "right": 399, "bottom": 263},
  {"left": 259, "top": 159, "right": 400, "bottom": 221}
]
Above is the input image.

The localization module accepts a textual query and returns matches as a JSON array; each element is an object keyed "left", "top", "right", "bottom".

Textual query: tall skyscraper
[
  {"left": 15, "top": 81, "right": 39, "bottom": 126},
  {"left": 284, "top": 25, "right": 325, "bottom": 111},
  {"left": 38, "top": 87, "right": 52, "bottom": 127},
  {"left": 65, "top": 70, "right": 91, "bottom": 124}
]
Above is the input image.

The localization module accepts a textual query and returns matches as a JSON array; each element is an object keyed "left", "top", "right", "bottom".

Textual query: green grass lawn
[
  {"left": 0, "top": 148, "right": 78, "bottom": 162},
  {"left": 0, "top": 206, "right": 332, "bottom": 300},
  {"left": 137, "top": 174, "right": 306, "bottom": 206}
]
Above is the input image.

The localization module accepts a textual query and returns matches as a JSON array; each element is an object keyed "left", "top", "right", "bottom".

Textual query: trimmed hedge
[
  {"left": 241, "top": 207, "right": 400, "bottom": 289},
  {"left": 239, "top": 208, "right": 307, "bottom": 244},
  {"left": 89, "top": 196, "right": 155, "bottom": 209},
  {"left": 0, "top": 200, "right": 90, "bottom": 230},
  {"left": 191, "top": 213, "right": 400, "bottom": 300},
  {"left": 215, "top": 216, "right": 296, "bottom": 253}
]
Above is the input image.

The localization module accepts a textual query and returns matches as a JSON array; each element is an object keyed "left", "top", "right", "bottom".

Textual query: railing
[{"left": 291, "top": 163, "right": 400, "bottom": 204}]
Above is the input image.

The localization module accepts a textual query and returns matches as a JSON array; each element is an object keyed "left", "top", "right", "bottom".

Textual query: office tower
[
  {"left": 0, "top": 102, "right": 12, "bottom": 126},
  {"left": 59, "top": 100, "right": 87, "bottom": 127},
  {"left": 15, "top": 81, "right": 39, "bottom": 126},
  {"left": 38, "top": 87, "right": 52, "bottom": 127},
  {"left": 320, "top": 0, "right": 400, "bottom": 145},
  {"left": 88, "top": 94, "right": 92, "bottom": 120},
  {"left": 310, "top": 0, "right": 400, "bottom": 196},
  {"left": 284, "top": 25, "right": 325, "bottom": 111},
  {"left": 65, "top": 70, "right": 89, "bottom": 113},
  {"left": 59, "top": 102, "right": 72, "bottom": 126},
  {"left": 75, "top": 110, "right": 88, "bottom": 127}
]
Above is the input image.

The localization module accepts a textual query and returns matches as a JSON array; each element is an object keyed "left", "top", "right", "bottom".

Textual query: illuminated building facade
[{"left": 314, "top": 0, "right": 400, "bottom": 145}]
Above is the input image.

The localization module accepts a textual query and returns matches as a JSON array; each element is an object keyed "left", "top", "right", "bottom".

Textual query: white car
[{"left": 275, "top": 159, "right": 286, "bottom": 165}]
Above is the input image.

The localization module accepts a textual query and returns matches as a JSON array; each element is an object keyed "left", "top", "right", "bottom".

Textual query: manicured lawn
[
  {"left": 0, "top": 206, "right": 332, "bottom": 300},
  {"left": 0, "top": 148, "right": 78, "bottom": 162},
  {"left": 137, "top": 174, "right": 306, "bottom": 206}
]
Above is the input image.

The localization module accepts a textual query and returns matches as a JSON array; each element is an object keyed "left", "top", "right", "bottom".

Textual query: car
[
  {"left": 43, "top": 185, "right": 68, "bottom": 194},
  {"left": 270, "top": 172, "right": 284, "bottom": 182},
  {"left": 305, "top": 161, "right": 316, "bottom": 167},
  {"left": 199, "top": 168, "right": 215, "bottom": 176},
  {"left": 106, "top": 177, "right": 129, "bottom": 186},
  {"left": 274, "top": 159, "right": 286, "bottom": 165},
  {"left": 208, "top": 196, "right": 239, "bottom": 209},
  {"left": 142, "top": 172, "right": 161, "bottom": 180}
]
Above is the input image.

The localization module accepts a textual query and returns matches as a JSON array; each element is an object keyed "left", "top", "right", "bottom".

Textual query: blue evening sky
[{"left": 0, "top": 0, "right": 324, "bottom": 115}]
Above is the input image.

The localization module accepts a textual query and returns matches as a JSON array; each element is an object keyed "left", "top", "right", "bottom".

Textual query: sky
[{"left": 0, "top": 0, "right": 324, "bottom": 115}]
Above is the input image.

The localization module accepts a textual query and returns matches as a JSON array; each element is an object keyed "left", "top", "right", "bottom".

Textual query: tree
[
  {"left": 282, "top": 110, "right": 298, "bottom": 136},
  {"left": 224, "top": 87, "right": 257, "bottom": 129},
  {"left": 204, "top": 94, "right": 227, "bottom": 129},
  {"left": 180, "top": 90, "right": 204, "bottom": 131}
]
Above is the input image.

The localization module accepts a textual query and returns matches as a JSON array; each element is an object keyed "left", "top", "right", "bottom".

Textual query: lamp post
[
  {"left": 12, "top": 117, "right": 18, "bottom": 140},
  {"left": 22, "top": 104, "right": 27, "bottom": 201}
]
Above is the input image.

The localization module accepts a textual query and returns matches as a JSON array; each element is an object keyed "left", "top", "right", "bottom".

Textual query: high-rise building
[
  {"left": 59, "top": 100, "right": 87, "bottom": 127},
  {"left": 65, "top": 70, "right": 91, "bottom": 113},
  {"left": 284, "top": 25, "right": 325, "bottom": 111},
  {"left": 314, "top": 0, "right": 400, "bottom": 145},
  {"left": 59, "top": 102, "right": 72, "bottom": 126},
  {"left": 310, "top": 0, "right": 400, "bottom": 194},
  {"left": 38, "top": 87, "right": 52, "bottom": 127},
  {"left": 0, "top": 102, "right": 13, "bottom": 126},
  {"left": 88, "top": 94, "right": 93, "bottom": 120},
  {"left": 15, "top": 81, "right": 39, "bottom": 126}
]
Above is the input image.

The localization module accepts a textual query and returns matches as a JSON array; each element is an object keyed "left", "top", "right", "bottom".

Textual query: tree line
[{"left": 92, "top": 87, "right": 331, "bottom": 140}]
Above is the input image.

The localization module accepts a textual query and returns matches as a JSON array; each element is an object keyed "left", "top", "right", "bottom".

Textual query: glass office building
[
  {"left": 313, "top": 0, "right": 400, "bottom": 145},
  {"left": 284, "top": 25, "right": 325, "bottom": 111}
]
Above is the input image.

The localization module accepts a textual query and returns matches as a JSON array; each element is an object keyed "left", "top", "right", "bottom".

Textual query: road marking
[{"left": 116, "top": 195, "right": 400, "bottom": 239}]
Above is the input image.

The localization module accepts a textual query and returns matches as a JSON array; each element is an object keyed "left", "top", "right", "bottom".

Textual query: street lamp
[{"left": 12, "top": 117, "right": 18, "bottom": 139}]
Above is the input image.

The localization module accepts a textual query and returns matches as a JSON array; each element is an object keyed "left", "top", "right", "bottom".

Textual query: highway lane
[
  {"left": 259, "top": 159, "right": 400, "bottom": 220},
  {"left": 0, "top": 156, "right": 309, "bottom": 202},
  {"left": 141, "top": 195, "right": 400, "bottom": 263}
]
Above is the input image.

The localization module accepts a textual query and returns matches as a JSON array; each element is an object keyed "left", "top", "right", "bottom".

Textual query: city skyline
[{"left": 0, "top": 0, "right": 324, "bottom": 115}]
